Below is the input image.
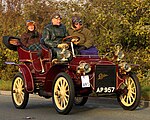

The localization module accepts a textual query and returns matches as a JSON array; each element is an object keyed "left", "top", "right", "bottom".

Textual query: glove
[
  {"left": 74, "top": 41, "right": 80, "bottom": 45},
  {"left": 72, "top": 38, "right": 80, "bottom": 45},
  {"left": 57, "top": 43, "right": 69, "bottom": 49}
]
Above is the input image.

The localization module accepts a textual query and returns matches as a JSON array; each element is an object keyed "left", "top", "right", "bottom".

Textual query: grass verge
[
  {"left": 0, "top": 80, "right": 12, "bottom": 91},
  {"left": 141, "top": 86, "right": 150, "bottom": 101}
]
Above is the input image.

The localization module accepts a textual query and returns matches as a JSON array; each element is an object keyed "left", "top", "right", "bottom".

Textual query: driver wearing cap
[
  {"left": 41, "top": 12, "right": 69, "bottom": 58},
  {"left": 41, "top": 13, "right": 68, "bottom": 48}
]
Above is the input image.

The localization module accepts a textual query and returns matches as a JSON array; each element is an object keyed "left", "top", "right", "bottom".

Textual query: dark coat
[
  {"left": 41, "top": 23, "right": 68, "bottom": 48},
  {"left": 68, "top": 27, "right": 94, "bottom": 49},
  {"left": 21, "top": 30, "right": 42, "bottom": 50}
]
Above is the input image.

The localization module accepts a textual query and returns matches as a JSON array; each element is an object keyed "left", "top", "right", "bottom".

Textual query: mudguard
[
  {"left": 18, "top": 64, "right": 34, "bottom": 92},
  {"left": 5, "top": 62, "right": 34, "bottom": 92}
]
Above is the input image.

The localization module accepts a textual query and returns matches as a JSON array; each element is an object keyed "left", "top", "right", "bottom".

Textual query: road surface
[{"left": 0, "top": 94, "right": 149, "bottom": 120}]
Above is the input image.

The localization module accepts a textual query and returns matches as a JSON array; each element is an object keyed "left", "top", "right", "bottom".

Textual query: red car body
[{"left": 3, "top": 36, "right": 141, "bottom": 114}]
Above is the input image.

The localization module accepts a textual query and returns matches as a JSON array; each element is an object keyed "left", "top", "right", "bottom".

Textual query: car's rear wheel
[
  {"left": 117, "top": 73, "right": 141, "bottom": 110},
  {"left": 12, "top": 73, "right": 29, "bottom": 109},
  {"left": 52, "top": 72, "right": 75, "bottom": 114},
  {"left": 74, "top": 97, "right": 88, "bottom": 106}
]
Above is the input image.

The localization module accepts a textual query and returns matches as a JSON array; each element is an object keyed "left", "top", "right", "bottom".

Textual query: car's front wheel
[
  {"left": 52, "top": 72, "right": 75, "bottom": 114},
  {"left": 12, "top": 73, "right": 29, "bottom": 109},
  {"left": 117, "top": 73, "right": 141, "bottom": 110}
]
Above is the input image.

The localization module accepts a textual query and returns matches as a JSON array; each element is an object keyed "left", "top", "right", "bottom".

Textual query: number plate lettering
[{"left": 96, "top": 87, "right": 115, "bottom": 93}]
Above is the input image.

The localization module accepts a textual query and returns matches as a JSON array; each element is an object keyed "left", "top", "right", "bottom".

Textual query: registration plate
[{"left": 81, "top": 75, "right": 90, "bottom": 88}]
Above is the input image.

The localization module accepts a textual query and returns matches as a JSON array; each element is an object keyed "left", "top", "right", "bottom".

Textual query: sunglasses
[
  {"left": 74, "top": 22, "right": 82, "bottom": 26},
  {"left": 73, "top": 18, "right": 82, "bottom": 24}
]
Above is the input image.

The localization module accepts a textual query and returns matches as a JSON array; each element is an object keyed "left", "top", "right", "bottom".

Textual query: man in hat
[
  {"left": 68, "top": 16, "right": 98, "bottom": 55},
  {"left": 21, "top": 20, "right": 42, "bottom": 51},
  {"left": 41, "top": 13, "right": 69, "bottom": 58}
]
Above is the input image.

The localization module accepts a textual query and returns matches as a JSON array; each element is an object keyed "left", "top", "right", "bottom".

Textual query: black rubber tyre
[
  {"left": 52, "top": 72, "right": 75, "bottom": 114},
  {"left": 3, "top": 36, "right": 19, "bottom": 51},
  {"left": 74, "top": 97, "right": 88, "bottom": 106},
  {"left": 12, "top": 73, "right": 29, "bottom": 109},
  {"left": 117, "top": 73, "right": 141, "bottom": 110}
]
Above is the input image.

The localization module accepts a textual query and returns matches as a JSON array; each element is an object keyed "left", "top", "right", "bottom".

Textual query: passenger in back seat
[{"left": 21, "top": 20, "right": 42, "bottom": 51}]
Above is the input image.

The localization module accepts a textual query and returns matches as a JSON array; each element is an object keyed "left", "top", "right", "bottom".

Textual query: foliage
[
  {"left": 0, "top": 0, "right": 149, "bottom": 90},
  {"left": 0, "top": 80, "right": 12, "bottom": 91}
]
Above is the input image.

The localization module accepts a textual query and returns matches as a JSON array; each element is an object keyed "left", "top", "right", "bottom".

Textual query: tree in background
[{"left": 0, "top": 0, "right": 149, "bottom": 87}]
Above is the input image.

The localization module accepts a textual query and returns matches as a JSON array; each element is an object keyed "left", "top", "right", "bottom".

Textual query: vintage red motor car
[{"left": 3, "top": 36, "right": 141, "bottom": 114}]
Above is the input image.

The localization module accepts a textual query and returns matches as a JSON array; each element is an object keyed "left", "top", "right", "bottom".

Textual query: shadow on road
[{"left": 26, "top": 97, "right": 146, "bottom": 114}]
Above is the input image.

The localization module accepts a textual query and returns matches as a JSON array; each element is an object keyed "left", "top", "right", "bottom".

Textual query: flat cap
[{"left": 51, "top": 13, "right": 62, "bottom": 20}]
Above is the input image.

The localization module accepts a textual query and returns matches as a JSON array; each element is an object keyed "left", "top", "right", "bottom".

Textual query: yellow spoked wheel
[
  {"left": 117, "top": 73, "right": 141, "bottom": 110},
  {"left": 52, "top": 72, "right": 75, "bottom": 114},
  {"left": 12, "top": 73, "right": 29, "bottom": 109}
]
